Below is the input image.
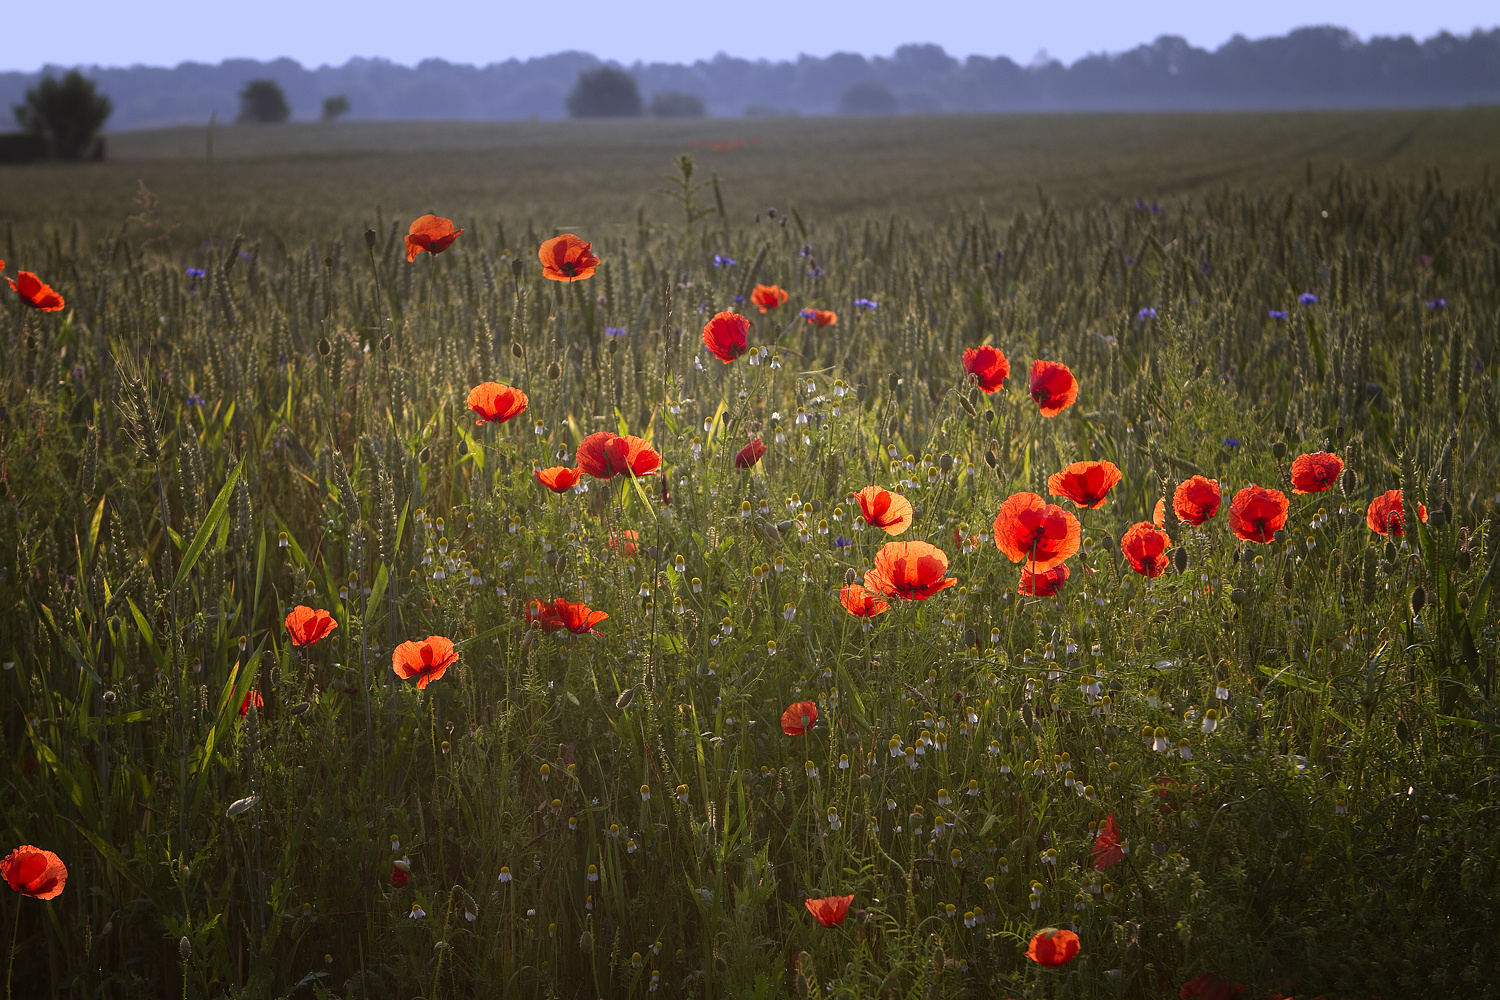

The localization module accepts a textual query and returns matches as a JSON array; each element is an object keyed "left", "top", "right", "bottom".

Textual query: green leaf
[{"left": 173, "top": 458, "right": 244, "bottom": 589}]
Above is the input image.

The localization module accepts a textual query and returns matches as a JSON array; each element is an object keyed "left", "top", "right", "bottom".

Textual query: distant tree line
[{"left": 1, "top": 26, "right": 1496, "bottom": 130}]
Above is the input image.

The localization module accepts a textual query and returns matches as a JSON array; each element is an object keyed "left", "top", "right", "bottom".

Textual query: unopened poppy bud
[
  {"left": 1271, "top": 441, "right": 1287, "bottom": 459},
  {"left": 324, "top": 255, "right": 334, "bottom": 270},
  {"left": 511, "top": 341, "right": 524, "bottom": 358},
  {"left": 419, "top": 446, "right": 431, "bottom": 464},
  {"left": 317, "top": 337, "right": 332, "bottom": 356},
  {"left": 1340, "top": 469, "right": 1358, "bottom": 496},
  {"left": 511, "top": 259, "right": 524, "bottom": 278},
  {"left": 364, "top": 228, "right": 377, "bottom": 249},
  {"left": 615, "top": 687, "right": 635, "bottom": 710},
  {"left": 579, "top": 930, "right": 593, "bottom": 954},
  {"left": 547, "top": 362, "right": 561, "bottom": 380},
  {"left": 1173, "top": 547, "right": 1188, "bottom": 573},
  {"left": 887, "top": 373, "right": 899, "bottom": 392},
  {"left": 179, "top": 936, "right": 191, "bottom": 961},
  {"left": 381, "top": 334, "right": 392, "bottom": 352},
  {"left": 1273, "top": 528, "right": 1288, "bottom": 543},
  {"left": 1384, "top": 540, "right": 1398, "bottom": 562},
  {"left": 1410, "top": 586, "right": 1426, "bottom": 615},
  {"left": 984, "top": 449, "right": 997, "bottom": 468},
  {"left": 1458, "top": 549, "right": 1472, "bottom": 572},
  {"left": 844, "top": 568, "right": 858, "bottom": 586},
  {"left": 1429, "top": 508, "right": 1448, "bottom": 529}
]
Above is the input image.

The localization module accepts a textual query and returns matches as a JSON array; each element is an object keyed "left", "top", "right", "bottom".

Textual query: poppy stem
[{"left": 6, "top": 895, "right": 20, "bottom": 1000}]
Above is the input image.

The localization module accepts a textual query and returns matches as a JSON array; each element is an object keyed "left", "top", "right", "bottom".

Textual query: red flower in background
[
  {"left": 734, "top": 438, "right": 767, "bottom": 469},
  {"left": 1048, "top": 460, "right": 1123, "bottom": 509},
  {"left": 839, "top": 583, "right": 889, "bottom": 618},
  {"left": 781, "top": 700, "right": 818, "bottom": 735},
  {"left": 1367, "top": 489, "right": 1427, "bottom": 536},
  {"left": 285, "top": 606, "right": 338, "bottom": 647},
  {"left": 467, "top": 382, "right": 528, "bottom": 424},
  {"left": 962, "top": 345, "right": 1010, "bottom": 393},
  {"left": 802, "top": 308, "right": 837, "bottom": 327},
  {"left": 1026, "top": 927, "right": 1080, "bottom": 967},
  {"left": 239, "top": 690, "right": 264, "bottom": 717},
  {"left": 538, "top": 233, "right": 600, "bottom": 281},
  {"left": 535, "top": 466, "right": 582, "bottom": 492},
  {"left": 526, "top": 598, "right": 609, "bottom": 636},
  {"left": 1179, "top": 973, "right": 1247, "bottom": 1000},
  {"left": 608, "top": 530, "right": 639, "bottom": 556},
  {"left": 1228, "top": 485, "right": 1289, "bottom": 543},
  {"left": 855, "top": 486, "right": 914, "bottom": 535},
  {"left": 805, "top": 894, "right": 854, "bottom": 927},
  {"left": 8, "top": 271, "right": 65, "bottom": 312},
  {"left": 1092, "top": 814, "right": 1124, "bottom": 869},
  {"left": 405, "top": 214, "right": 464, "bottom": 262},
  {"left": 1019, "top": 562, "right": 1069, "bottom": 597},
  {"left": 1121, "top": 521, "right": 1172, "bottom": 577},
  {"left": 865, "top": 541, "right": 957, "bottom": 601},
  {"left": 2, "top": 845, "right": 67, "bottom": 900},
  {"left": 1028, "top": 360, "right": 1078, "bottom": 417},
  {"left": 1289, "top": 451, "right": 1343, "bottom": 494},
  {"left": 390, "top": 858, "right": 411, "bottom": 888},
  {"left": 1173, "top": 476, "right": 1222, "bottom": 525},
  {"left": 992, "top": 492, "right": 1081, "bottom": 570},
  {"left": 576, "top": 432, "right": 662, "bottom": 478},
  {"left": 391, "top": 636, "right": 458, "bottom": 690},
  {"left": 702, "top": 311, "right": 750, "bottom": 363},
  {"left": 1153, "top": 498, "right": 1167, "bottom": 527},
  {"left": 750, "top": 284, "right": 788, "bottom": 313}
]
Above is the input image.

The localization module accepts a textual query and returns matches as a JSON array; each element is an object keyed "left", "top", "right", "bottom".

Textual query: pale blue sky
[{"left": 3, "top": 0, "right": 1494, "bottom": 71}]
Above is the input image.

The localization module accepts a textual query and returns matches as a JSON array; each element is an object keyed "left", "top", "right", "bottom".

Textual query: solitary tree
[
  {"left": 13, "top": 70, "right": 112, "bottom": 161},
  {"left": 566, "top": 67, "right": 643, "bottom": 118},
  {"left": 321, "top": 95, "right": 351, "bottom": 122},
  {"left": 649, "top": 91, "right": 706, "bottom": 118},
  {"left": 238, "top": 80, "right": 291, "bottom": 124}
]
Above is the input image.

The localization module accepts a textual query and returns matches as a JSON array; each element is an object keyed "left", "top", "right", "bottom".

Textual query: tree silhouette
[
  {"left": 13, "top": 70, "right": 112, "bottom": 161},
  {"left": 321, "top": 95, "right": 351, "bottom": 121},
  {"left": 566, "top": 67, "right": 643, "bottom": 118},
  {"left": 238, "top": 80, "right": 290, "bottom": 124},
  {"left": 649, "top": 91, "right": 706, "bottom": 118},
  {"left": 837, "top": 81, "right": 898, "bottom": 115}
]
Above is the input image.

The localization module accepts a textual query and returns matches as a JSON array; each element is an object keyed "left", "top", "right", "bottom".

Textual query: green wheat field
[{"left": 2, "top": 109, "right": 1499, "bottom": 999}]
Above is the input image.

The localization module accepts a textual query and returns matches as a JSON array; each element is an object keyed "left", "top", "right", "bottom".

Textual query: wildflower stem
[{"left": 6, "top": 895, "right": 20, "bottom": 1000}]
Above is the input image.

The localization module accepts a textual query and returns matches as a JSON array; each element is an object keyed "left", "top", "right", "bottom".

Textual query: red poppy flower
[
  {"left": 734, "top": 438, "right": 767, "bottom": 469},
  {"left": 1153, "top": 498, "right": 1167, "bottom": 527},
  {"left": 608, "top": 530, "right": 639, "bottom": 556},
  {"left": 538, "top": 233, "right": 600, "bottom": 281},
  {"left": 962, "top": 345, "right": 1010, "bottom": 393},
  {"left": 803, "top": 308, "right": 837, "bottom": 327},
  {"left": 526, "top": 598, "right": 608, "bottom": 635},
  {"left": 839, "top": 583, "right": 890, "bottom": 618},
  {"left": 1026, "top": 927, "right": 1080, "bottom": 967},
  {"left": 239, "top": 689, "right": 264, "bottom": 717},
  {"left": 1048, "top": 460, "right": 1123, "bottom": 509},
  {"left": 467, "top": 382, "right": 528, "bottom": 424},
  {"left": 1092, "top": 814, "right": 1124, "bottom": 869},
  {"left": 805, "top": 894, "right": 854, "bottom": 927},
  {"left": 855, "top": 486, "right": 914, "bottom": 535},
  {"left": 7, "top": 271, "right": 65, "bottom": 312},
  {"left": 536, "top": 466, "right": 582, "bottom": 492},
  {"left": 1028, "top": 360, "right": 1078, "bottom": 417},
  {"left": 1173, "top": 476, "right": 1222, "bottom": 525},
  {"left": 285, "top": 606, "right": 338, "bottom": 647},
  {"left": 702, "top": 311, "right": 750, "bottom": 363},
  {"left": 992, "top": 492, "right": 1081, "bottom": 571},
  {"left": 2, "top": 846, "right": 67, "bottom": 900},
  {"left": 1019, "top": 562, "right": 1069, "bottom": 597},
  {"left": 781, "top": 700, "right": 818, "bottom": 735},
  {"left": 1228, "top": 485, "right": 1289, "bottom": 543},
  {"left": 391, "top": 636, "right": 458, "bottom": 690},
  {"left": 1121, "top": 521, "right": 1172, "bottom": 577},
  {"left": 1289, "top": 451, "right": 1344, "bottom": 494},
  {"left": 391, "top": 859, "right": 410, "bottom": 888},
  {"left": 864, "top": 541, "right": 957, "bottom": 601},
  {"left": 750, "top": 284, "right": 788, "bottom": 313},
  {"left": 576, "top": 432, "right": 662, "bottom": 478},
  {"left": 1367, "top": 489, "right": 1427, "bottom": 536},
  {"left": 405, "top": 214, "right": 464, "bottom": 262},
  {"left": 1179, "top": 973, "right": 1248, "bottom": 1000}
]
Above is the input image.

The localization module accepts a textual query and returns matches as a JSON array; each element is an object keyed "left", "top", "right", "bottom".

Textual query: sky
[{"left": 3, "top": 0, "right": 1495, "bottom": 71}]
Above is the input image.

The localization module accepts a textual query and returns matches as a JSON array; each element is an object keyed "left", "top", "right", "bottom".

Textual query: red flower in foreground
[
  {"left": 962, "top": 345, "right": 1010, "bottom": 394},
  {"left": 839, "top": 583, "right": 890, "bottom": 618},
  {"left": 391, "top": 636, "right": 458, "bottom": 690},
  {"left": 1367, "top": 489, "right": 1426, "bottom": 536},
  {"left": 1026, "top": 927, "right": 1080, "bottom": 967},
  {"left": 1228, "top": 485, "right": 1289, "bottom": 543},
  {"left": 391, "top": 859, "right": 410, "bottom": 888},
  {"left": 781, "top": 700, "right": 818, "bottom": 735},
  {"left": 1092, "top": 814, "right": 1124, "bottom": 869},
  {"left": 467, "top": 382, "right": 528, "bottom": 425},
  {"left": 608, "top": 530, "right": 639, "bottom": 556},
  {"left": 405, "top": 214, "right": 464, "bottom": 262},
  {"left": 1173, "top": 475, "right": 1222, "bottom": 525},
  {"left": 702, "top": 311, "right": 750, "bottom": 363},
  {"left": 1179, "top": 973, "right": 1248, "bottom": 1000},
  {"left": 525, "top": 598, "right": 609, "bottom": 636},
  {"left": 1028, "top": 360, "right": 1078, "bottom": 417},
  {"left": 8, "top": 271, "right": 65, "bottom": 312},
  {"left": 239, "top": 690, "right": 264, "bottom": 717},
  {"left": 2, "top": 845, "right": 67, "bottom": 900},
  {"left": 865, "top": 541, "right": 957, "bottom": 601},
  {"left": 992, "top": 492, "right": 1081, "bottom": 571},
  {"left": 538, "top": 233, "right": 600, "bottom": 281},
  {"left": 285, "top": 606, "right": 338, "bottom": 647},
  {"left": 804, "top": 894, "right": 854, "bottom": 927},
  {"left": 536, "top": 466, "right": 582, "bottom": 492},
  {"left": 1048, "top": 460, "right": 1123, "bottom": 509},
  {"left": 1289, "top": 451, "right": 1344, "bottom": 494},
  {"left": 576, "top": 432, "right": 662, "bottom": 478},
  {"left": 1019, "top": 562, "right": 1069, "bottom": 597},
  {"left": 750, "top": 284, "right": 788, "bottom": 313},
  {"left": 855, "top": 486, "right": 914, "bottom": 535},
  {"left": 734, "top": 438, "right": 767, "bottom": 469},
  {"left": 1121, "top": 521, "right": 1172, "bottom": 577},
  {"left": 802, "top": 308, "right": 837, "bottom": 327}
]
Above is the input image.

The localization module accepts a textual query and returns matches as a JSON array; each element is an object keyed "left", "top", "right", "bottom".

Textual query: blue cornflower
[
  {"left": 605, "top": 326, "right": 628, "bottom": 338},
  {"left": 1298, "top": 292, "right": 1318, "bottom": 305},
  {"left": 1125, "top": 256, "right": 1136, "bottom": 267},
  {"left": 1268, "top": 310, "right": 1287, "bottom": 320},
  {"left": 1426, "top": 298, "right": 1447, "bottom": 312},
  {"left": 834, "top": 536, "right": 852, "bottom": 549},
  {"left": 732, "top": 295, "right": 745, "bottom": 304},
  {"left": 807, "top": 265, "right": 823, "bottom": 280},
  {"left": 1136, "top": 307, "right": 1157, "bottom": 321},
  {"left": 1223, "top": 437, "right": 1241, "bottom": 448},
  {"left": 854, "top": 298, "right": 878, "bottom": 310},
  {"left": 799, "top": 309, "right": 817, "bottom": 320},
  {"left": 185, "top": 268, "right": 205, "bottom": 278},
  {"left": 239, "top": 251, "right": 254, "bottom": 262},
  {"left": 713, "top": 254, "right": 736, "bottom": 268},
  {"left": 186, "top": 393, "right": 206, "bottom": 407},
  {"left": 799, "top": 243, "right": 813, "bottom": 258},
  {"left": 1198, "top": 259, "right": 1211, "bottom": 276}
]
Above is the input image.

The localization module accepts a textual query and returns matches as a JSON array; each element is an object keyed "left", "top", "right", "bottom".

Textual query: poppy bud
[
  {"left": 1340, "top": 469, "right": 1358, "bottom": 497},
  {"left": 323, "top": 255, "right": 334, "bottom": 270},
  {"left": 962, "top": 628, "right": 978, "bottom": 649},
  {"left": 511, "top": 259, "right": 524, "bottom": 278},
  {"left": 364, "top": 228, "right": 377, "bottom": 249},
  {"left": 608, "top": 339, "right": 618, "bottom": 355},
  {"left": 844, "top": 568, "right": 857, "bottom": 586},
  {"left": 1429, "top": 508, "right": 1448, "bottom": 529},
  {"left": 179, "top": 936, "right": 191, "bottom": 961},
  {"left": 1384, "top": 540, "right": 1397, "bottom": 562},
  {"left": 959, "top": 395, "right": 976, "bottom": 416},
  {"left": 578, "top": 930, "right": 593, "bottom": 954},
  {"left": 983, "top": 449, "right": 997, "bottom": 469},
  {"left": 512, "top": 341, "right": 525, "bottom": 358},
  {"left": 1021, "top": 703, "right": 1034, "bottom": 727},
  {"left": 938, "top": 454, "right": 954, "bottom": 473},
  {"left": 380, "top": 334, "right": 391, "bottom": 352},
  {"left": 1282, "top": 568, "right": 1294, "bottom": 589},
  {"left": 1458, "top": 590, "right": 1471, "bottom": 610},
  {"left": 1410, "top": 586, "right": 1426, "bottom": 615},
  {"left": 1440, "top": 499, "right": 1452, "bottom": 522},
  {"left": 1100, "top": 533, "right": 1115, "bottom": 553},
  {"left": 616, "top": 688, "right": 635, "bottom": 710},
  {"left": 419, "top": 446, "right": 431, "bottom": 464},
  {"left": 547, "top": 362, "right": 561, "bottom": 381},
  {"left": 1273, "top": 529, "right": 1287, "bottom": 543},
  {"left": 1457, "top": 549, "right": 1472, "bottom": 572},
  {"left": 317, "top": 337, "right": 332, "bottom": 356},
  {"left": 888, "top": 373, "right": 899, "bottom": 392},
  {"left": 1230, "top": 588, "right": 1246, "bottom": 605},
  {"left": 1271, "top": 442, "right": 1287, "bottom": 459},
  {"left": 1173, "top": 547, "right": 1188, "bottom": 573}
]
